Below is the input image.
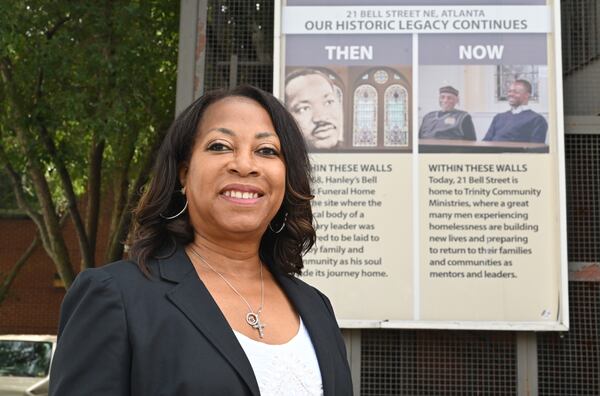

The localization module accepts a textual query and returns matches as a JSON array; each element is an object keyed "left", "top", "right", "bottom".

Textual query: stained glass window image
[
  {"left": 384, "top": 84, "right": 409, "bottom": 147},
  {"left": 353, "top": 85, "right": 378, "bottom": 147}
]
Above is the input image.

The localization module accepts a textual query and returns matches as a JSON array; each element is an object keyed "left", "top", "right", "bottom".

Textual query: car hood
[{"left": 0, "top": 375, "right": 43, "bottom": 395}]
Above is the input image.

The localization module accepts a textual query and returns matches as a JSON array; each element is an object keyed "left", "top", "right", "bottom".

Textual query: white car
[{"left": 0, "top": 335, "right": 56, "bottom": 396}]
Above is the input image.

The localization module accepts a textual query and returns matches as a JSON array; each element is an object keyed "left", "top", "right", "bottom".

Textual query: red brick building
[
  {"left": 0, "top": 208, "right": 113, "bottom": 334},
  {"left": 0, "top": 217, "right": 67, "bottom": 334}
]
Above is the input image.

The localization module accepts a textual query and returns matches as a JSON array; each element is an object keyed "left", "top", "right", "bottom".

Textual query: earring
[
  {"left": 269, "top": 212, "right": 288, "bottom": 234},
  {"left": 160, "top": 187, "right": 188, "bottom": 220}
]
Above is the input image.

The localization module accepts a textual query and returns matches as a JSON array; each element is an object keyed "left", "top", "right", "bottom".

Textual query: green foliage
[
  {"left": 0, "top": 169, "right": 20, "bottom": 211},
  {"left": 4, "top": 1, "right": 177, "bottom": 182},
  {"left": 0, "top": 1, "right": 179, "bottom": 273}
]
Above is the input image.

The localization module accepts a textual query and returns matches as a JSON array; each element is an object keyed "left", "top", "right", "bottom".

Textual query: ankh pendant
[{"left": 246, "top": 312, "right": 266, "bottom": 338}]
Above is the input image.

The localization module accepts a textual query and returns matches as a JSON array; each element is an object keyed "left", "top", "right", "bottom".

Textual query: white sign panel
[{"left": 275, "top": 0, "right": 567, "bottom": 331}]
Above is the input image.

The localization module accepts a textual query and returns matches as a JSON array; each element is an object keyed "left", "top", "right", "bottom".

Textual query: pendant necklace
[{"left": 188, "top": 245, "right": 266, "bottom": 338}]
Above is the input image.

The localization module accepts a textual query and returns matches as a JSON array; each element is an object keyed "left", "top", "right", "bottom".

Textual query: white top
[
  {"left": 233, "top": 318, "right": 323, "bottom": 396},
  {"left": 511, "top": 105, "right": 531, "bottom": 114}
]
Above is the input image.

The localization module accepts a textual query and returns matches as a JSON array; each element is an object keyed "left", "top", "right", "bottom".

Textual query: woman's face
[{"left": 180, "top": 96, "right": 286, "bottom": 239}]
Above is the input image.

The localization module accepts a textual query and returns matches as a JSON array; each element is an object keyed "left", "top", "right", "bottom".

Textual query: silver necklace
[{"left": 188, "top": 245, "right": 266, "bottom": 338}]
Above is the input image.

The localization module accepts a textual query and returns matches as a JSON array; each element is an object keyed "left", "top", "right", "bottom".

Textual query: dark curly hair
[{"left": 129, "top": 85, "right": 315, "bottom": 276}]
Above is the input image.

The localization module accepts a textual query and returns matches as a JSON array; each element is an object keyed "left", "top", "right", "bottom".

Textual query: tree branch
[
  {"left": 105, "top": 122, "right": 169, "bottom": 262},
  {"left": 45, "top": 15, "right": 72, "bottom": 40},
  {"left": 27, "top": 159, "right": 75, "bottom": 287},
  {"left": 6, "top": 117, "right": 76, "bottom": 287},
  {"left": 37, "top": 122, "right": 94, "bottom": 270},
  {"left": 0, "top": 235, "right": 39, "bottom": 305},
  {"left": 0, "top": 57, "right": 13, "bottom": 84},
  {"left": 2, "top": 49, "right": 75, "bottom": 286},
  {"left": 0, "top": 141, "right": 50, "bottom": 250},
  {"left": 0, "top": 213, "right": 70, "bottom": 304},
  {"left": 85, "top": 137, "right": 105, "bottom": 257},
  {"left": 32, "top": 63, "right": 93, "bottom": 270}
]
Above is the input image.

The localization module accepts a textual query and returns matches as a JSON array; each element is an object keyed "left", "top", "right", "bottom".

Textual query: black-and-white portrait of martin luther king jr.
[{"left": 285, "top": 68, "right": 343, "bottom": 150}]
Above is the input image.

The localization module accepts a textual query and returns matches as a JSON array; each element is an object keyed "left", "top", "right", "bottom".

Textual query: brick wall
[
  {"left": 0, "top": 204, "right": 113, "bottom": 334},
  {"left": 0, "top": 218, "right": 66, "bottom": 334}
]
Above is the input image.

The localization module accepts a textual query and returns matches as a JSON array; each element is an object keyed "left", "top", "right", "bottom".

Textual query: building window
[
  {"left": 496, "top": 65, "right": 539, "bottom": 101},
  {"left": 353, "top": 84, "right": 378, "bottom": 147},
  {"left": 384, "top": 84, "right": 409, "bottom": 147},
  {"left": 374, "top": 70, "right": 389, "bottom": 85},
  {"left": 350, "top": 68, "right": 410, "bottom": 149}
]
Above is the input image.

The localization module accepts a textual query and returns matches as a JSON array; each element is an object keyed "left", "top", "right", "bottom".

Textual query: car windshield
[{"left": 0, "top": 341, "right": 52, "bottom": 377}]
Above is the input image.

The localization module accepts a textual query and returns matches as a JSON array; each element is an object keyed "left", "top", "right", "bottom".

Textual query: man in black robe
[{"left": 419, "top": 86, "right": 476, "bottom": 141}]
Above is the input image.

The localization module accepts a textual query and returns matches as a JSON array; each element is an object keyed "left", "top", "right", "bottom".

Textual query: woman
[{"left": 49, "top": 85, "right": 353, "bottom": 395}]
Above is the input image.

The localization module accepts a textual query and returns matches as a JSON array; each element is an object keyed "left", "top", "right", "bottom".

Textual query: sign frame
[{"left": 273, "top": 0, "right": 569, "bottom": 331}]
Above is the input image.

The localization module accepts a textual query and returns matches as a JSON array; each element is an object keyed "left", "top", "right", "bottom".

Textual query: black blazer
[{"left": 49, "top": 245, "right": 353, "bottom": 395}]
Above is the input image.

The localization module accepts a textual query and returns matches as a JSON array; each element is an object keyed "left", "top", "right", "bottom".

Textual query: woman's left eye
[{"left": 257, "top": 147, "right": 279, "bottom": 156}]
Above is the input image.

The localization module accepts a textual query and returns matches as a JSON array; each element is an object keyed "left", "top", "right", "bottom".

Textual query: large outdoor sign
[{"left": 274, "top": 0, "right": 567, "bottom": 330}]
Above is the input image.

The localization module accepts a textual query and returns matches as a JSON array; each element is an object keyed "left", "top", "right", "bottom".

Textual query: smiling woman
[
  {"left": 181, "top": 97, "right": 287, "bottom": 247},
  {"left": 132, "top": 86, "right": 315, "bottom": 277},
  {"left": 48, "top": 85, "right": 353, "bottom": 396}
]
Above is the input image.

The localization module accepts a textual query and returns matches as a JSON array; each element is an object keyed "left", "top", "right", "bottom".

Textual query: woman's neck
[{"left": 188, "top": 232, "right": 262, "bottom": 278}]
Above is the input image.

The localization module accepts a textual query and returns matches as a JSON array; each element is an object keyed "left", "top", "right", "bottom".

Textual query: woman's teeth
[{"left": 223, "top": 191, "right": 259, "bottom": 199}]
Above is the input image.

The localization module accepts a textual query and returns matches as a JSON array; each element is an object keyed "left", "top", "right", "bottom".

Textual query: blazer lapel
[
  {"left": 275, "top": 273, "right": 336, "bottom": 395},
  {"left": 158, "top": 246, "right": 260, "bottom": 396}
]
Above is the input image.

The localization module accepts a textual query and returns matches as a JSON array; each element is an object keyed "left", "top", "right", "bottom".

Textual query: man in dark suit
[{"left": 484, "top": 79, "right": 548, "bottom": 143}]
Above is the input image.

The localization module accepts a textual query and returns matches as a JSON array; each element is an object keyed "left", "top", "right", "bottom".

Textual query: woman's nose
[{"left": 228, "top": 151, "right": 259, "bottom": 176}]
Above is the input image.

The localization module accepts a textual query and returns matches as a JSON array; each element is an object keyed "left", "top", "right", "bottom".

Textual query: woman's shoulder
[
  {"left": 101, "top": 259, "right": 151, "bottom": 277},
  {"left": 76, "top": 259, "right": 149, "bottom": 282},
  {"left": 70, "top": 258, "right": 161, "bottom": 297}
]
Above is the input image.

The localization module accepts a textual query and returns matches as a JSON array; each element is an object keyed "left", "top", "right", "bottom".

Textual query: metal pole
[
  {"left": 342, "top": 329, "right": 362, "bottom": 395},
  {"left": 176, "top": 0, "right": 208, "bottom": 115},
  {"left": 517, "top": 332, "right": 538, "bottom": 396}
]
